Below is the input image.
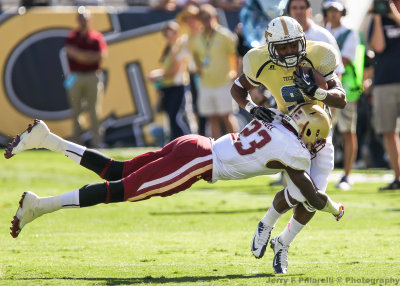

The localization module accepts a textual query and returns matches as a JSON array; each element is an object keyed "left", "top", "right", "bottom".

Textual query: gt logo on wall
[{"left": 0, "top": 7, "right": 177, "bottom": 146}]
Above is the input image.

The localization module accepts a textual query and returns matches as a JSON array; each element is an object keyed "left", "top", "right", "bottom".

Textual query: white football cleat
[
  {"left": 333, "top": 203, "right": 344, "bottom": 221},
  {"left": 251, "top": 221, "right": 273, "bottom": 258},
  {"left": 10, "top": 191, "right": 45, "bottom": 238},
  {"left": 270, "top": 236, "right": 289, "bottom": 274},
  {"left": 4, "top": 119, "right": 50, "bottom": 159}
]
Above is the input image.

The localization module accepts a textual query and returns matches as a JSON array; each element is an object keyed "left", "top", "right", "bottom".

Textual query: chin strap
[{"left": 309, "top": 138, "right": 327, "bottom": 159}]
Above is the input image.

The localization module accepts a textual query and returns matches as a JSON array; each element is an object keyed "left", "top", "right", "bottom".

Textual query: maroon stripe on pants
[{"left": 136, "top": 159, "right": 212, "bottom": 195}]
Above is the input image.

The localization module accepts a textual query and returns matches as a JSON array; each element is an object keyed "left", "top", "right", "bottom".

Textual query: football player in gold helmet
[{"left": 232, "top": 16, "right": 346, "bottom": 274}]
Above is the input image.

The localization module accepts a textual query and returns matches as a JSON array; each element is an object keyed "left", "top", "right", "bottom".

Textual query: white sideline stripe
[{"left": 138, "top": 154, "right": 213, "bottom": 191}]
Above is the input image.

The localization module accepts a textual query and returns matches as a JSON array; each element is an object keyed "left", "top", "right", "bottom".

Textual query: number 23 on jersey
[{"left": 234, "top": 120, "right": 271, "bottom": 155}]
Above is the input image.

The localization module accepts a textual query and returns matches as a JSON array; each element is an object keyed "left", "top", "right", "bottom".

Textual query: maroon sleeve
[
  {"left": 65, "top": 30, "right": 75, "bottom": 46},
  {"left": 97, "top": 33, "right": 107, "bottom": 52}
]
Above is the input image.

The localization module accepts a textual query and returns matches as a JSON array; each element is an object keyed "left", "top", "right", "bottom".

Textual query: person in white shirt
[
  {"left": 323, "top": 0, "right": 361, "bottom": 190},
  {"left": 287, "top": 0, "right": 345, "bottom": 75}
]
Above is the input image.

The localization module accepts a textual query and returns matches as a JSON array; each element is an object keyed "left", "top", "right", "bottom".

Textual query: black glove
[
  {"left": 250, "top": 106, "right": 275, "bottom": 123},
  {"left": 293, "top": 66, "right": 318, "bottom": 97}
]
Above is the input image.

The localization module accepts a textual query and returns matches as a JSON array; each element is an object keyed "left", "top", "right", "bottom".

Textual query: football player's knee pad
[
  {"left": 285, "top": 178, "right": 307, "bottom": 203},
  {"left": 284, "top": 187, "right": 296, "bottom": 208},
  {"left": 302, "top": 201, "right": 316, "bottom": 213}
]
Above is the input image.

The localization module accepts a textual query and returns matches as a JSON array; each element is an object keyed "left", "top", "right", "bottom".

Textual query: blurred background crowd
[{"left": 0, "top": 0, "right": 399, "bottom": 190}]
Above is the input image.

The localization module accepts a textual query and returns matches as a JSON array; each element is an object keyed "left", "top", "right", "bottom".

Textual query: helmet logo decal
[
  {"left": 279, "top": 17, "right": 289, "bottom": 36},
  {"left": 297, "top": 25, "right": 303, "bottom": 33}
]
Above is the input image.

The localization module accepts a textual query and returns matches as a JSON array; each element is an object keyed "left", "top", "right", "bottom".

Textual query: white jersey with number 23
[{"left": 211, "top": 119, "right": 310, "bottom": 182}]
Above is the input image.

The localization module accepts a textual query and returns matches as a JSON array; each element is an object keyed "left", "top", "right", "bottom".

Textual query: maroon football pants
[{"left": 120, "top": 134, "right": 213, "bottom": 202}]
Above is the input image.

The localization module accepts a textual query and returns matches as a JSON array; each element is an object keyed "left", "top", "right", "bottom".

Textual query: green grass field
[{"left": 1, "top": 149, "right": 400, "bottom": 285}]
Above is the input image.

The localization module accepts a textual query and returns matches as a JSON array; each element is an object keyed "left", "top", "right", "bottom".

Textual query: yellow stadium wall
[{"left": 0, "top": 6, "right": 174, "bottom": 146}]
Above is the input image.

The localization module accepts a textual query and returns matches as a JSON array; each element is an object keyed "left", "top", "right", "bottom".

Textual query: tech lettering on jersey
[
  {"left": 243, "top": 40, "right": 339, "bottom": 114},
  {"left": 283, "top": 76, "right": 294, "bottom": 81}
]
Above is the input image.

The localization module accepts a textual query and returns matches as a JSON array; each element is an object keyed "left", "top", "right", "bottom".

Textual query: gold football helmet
[
  {"left": 265, "top": 16, "right": 306, "bottom": 68},
  {"left": 283, "top": 103, "right": 330, "bottom": 157}
]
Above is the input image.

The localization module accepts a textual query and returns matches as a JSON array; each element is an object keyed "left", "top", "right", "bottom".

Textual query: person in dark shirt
[
  {"left": 65, "top": 7, "right": 108, "bottom": 147},
  {"left": 369, "top": 0, "right": 400, "bottom": 190}
]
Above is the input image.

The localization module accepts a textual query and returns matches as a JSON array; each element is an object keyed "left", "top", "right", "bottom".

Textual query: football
[{"left": 298, "top": 67, "right": 328, "bottom": 90}]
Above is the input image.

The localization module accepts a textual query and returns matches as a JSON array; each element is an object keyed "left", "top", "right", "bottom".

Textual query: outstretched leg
[
  {"left": 4, "top": 119, "right": 155, "bottom": 181},
  {"left": 10, "top": 180, "right": 124, "bottom": 238},
  {"left": 10, "top": 134, "right": 213, "bottom": 238}
]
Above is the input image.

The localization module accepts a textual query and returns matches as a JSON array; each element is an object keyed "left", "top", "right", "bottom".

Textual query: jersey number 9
[{"left": 281, "top": 85, "right": 305, "bottom": 111}]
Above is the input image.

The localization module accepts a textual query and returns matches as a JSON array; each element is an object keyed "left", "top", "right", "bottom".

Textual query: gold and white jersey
[
  {"left": 211, "top": 119, "right": 310, "bottom": 182},
  {"left": 243, "top": 40, "right": 340, "bottom": 114}
]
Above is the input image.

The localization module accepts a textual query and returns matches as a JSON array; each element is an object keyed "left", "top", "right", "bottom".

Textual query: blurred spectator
[
  {"left": 369, "top": 0, "right": 400, "bottom": 190},
  {"left": 214, "top": 0, "right": 245, "bottom": 11},
  {"left": 20, "top": 0, "right": 51, "bottom": 7},
  {"left": 126, "top": 0, "right": 151, "bottom": 6},
  {"left": 190, "top": 3, "right": 239, "bottom": 138},
  {"left": 151, "top": 0, "right": 244, "bottom": 11},
  {"left": 234, "top": 22, "right": 269, "bottom": 120},
  {"left": 150, "top": 0, "right": 177, "bottom": 11},
  {"left": 355, "top": 50, "right": 389, "bottom": 169},
  {"left": 324, "top": 0, "right": 364, "bottom": 190},
  {"left": 65, "top": 7, "right": 107, "bottom": 147},
  {"left": 148, "top": 21, "right": 197, "bottom": 141},
  {"left": 176, "top": 4, "right": 207, "bottom": 135},
  {"left": 72, "top": 0, "right": 104, "bottom": 6},
  {"left": 239, "top": 0, "right": 285, "bottom": 49},
  {"left": 176, "top": 0, "right": 211, "bottom": 8}
]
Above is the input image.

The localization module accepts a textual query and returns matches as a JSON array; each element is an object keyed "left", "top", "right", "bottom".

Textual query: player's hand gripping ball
[{"left": 293, "top": 66, "right": 328, "bottom": 99}]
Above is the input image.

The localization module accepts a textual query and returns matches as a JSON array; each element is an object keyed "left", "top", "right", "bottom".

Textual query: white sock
[
  {"left": 36, "top": 190, "right": 80, "bottom": 216},
  {"left": 59, "top": 189, "right": 80, "bottom": 208},
  {"left": 261, "top": 205, "right": 281, "bottom": 227},
  {"left": 63, "top": 142, "right": 87, "bottom": 165},
  {"left": 278, "top": 216, "right": 305, "bottom": 246},
  {"left": 41, "top": 132, "right": 67, "bottom": 153},
  {"left": 321, "top": 195, "right": 340, "bottom": 215},
  {"left": 42, "top": 132, "right": 86, "bottom": 165},
  {"left": 37, "top": 196, "right": 62, "bottom": 214}
]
